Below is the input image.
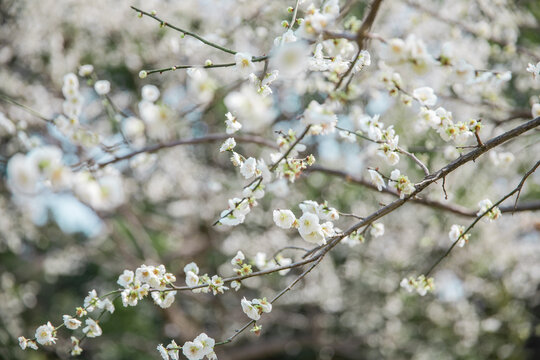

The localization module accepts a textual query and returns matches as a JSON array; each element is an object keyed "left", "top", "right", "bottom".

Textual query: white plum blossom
[
  {"left": 182, "top": 333, "right": 215, "bottom": 360},
  {"left": 477, "top": 199, "right": 501, "bottom": 221},
  {"left": 157, "top": 344, "right": 169, "bottom": 360},
  {"left": 98, "top": 298, "right": 115, "bottom": 314},
  {"left": 235, "top": 52, "right": 256, "bottom": 78},
  {"left": 413, "top": 87, "right": 437, "bottom": 106},
  {"left": 219, "top": 197, "right": 251, "bottom": 226},
  {"left": 83, "top": 318, "right": 103, "bottom": 338},
  {"left": 151, "top": 291, "right": 177, "bottom": 308},
  {"left": 240, "top": 157, "right": 257, "bottom": 179},
  {"left": 166, "top": 340, "right": 180, "bottom": 360},
  {"left": 225, "top": 112, "right": 242, "bottom": 134},
  {"left": 19, "top": 336, "right": 38, "bottom": 350},
  {"left": 117, "top": 270, "right": 135, "bottom": 287},
  {"left": 389, "top": 169, "right": 415, "bottom": 198},
  {"left": 219, "top": 138, "right": 236, "bottom": 152},
  {"left": 94, "top": 80, "right": 111, "bottom": 95},
  {"left": 532, "top": 103, "right": 540, "bottom": 118},
  {"left": 298, "top": 212, "right": 320, "bottom": 234},
  {"left": 184, "top": 262, "right": 200, "bottom": 275},
  {"left": 7, "top": 153, "right": 40, "bottom": 194},
  {"left": 224, "top": 85, "right": 276, "bottom": 132},
  {"left": 299, "top": 200, "right": 320, "bottom": 215},
  {"left": 368, "top": 169, "right": 386, "bottom": 191},
  {"left": 449, "top": 224, "right": 469, "bottom": 247},
  {"left": 490, "top": 151, "right": 515, "bottom": 167},
  {"left": 298, "top": 212, "right": 326, "bottom": 245},
  {"left": 273, "top": 209, "right": 296, "bottom": 229},
  {"left": 231, "top": 280, "right": 241, "bottom": 291},
  {"left": 142, "top": 84, "right": 160, "bottom": 102},
  {"left": 241, "top": 297, "right": 260, "bottom": 320},
  {"left": 63, "top": 315, "right": 82, "bottom": 330},
  {"left": 78, "top": 64, "right": 94, "bottom": 76},
  {"left": 526, "top": 61, "right": 540, "bottom": 79},
  {"left": 210, "top": 275, "right": 229, "bottom": 295},
  {"left": 272, "top": 40, "right": 311, "bottom": 78},
  {"left": 252, "top": 298, "right": 272, "bottom": 313},
  {"left": 370, "top": 222, "right": 385, "bottom": 238},
  {"left": 182, "top": 340, "right": 205, "bottom": 360},
  {"left": 241, "top": 297, "right": 272, "bottom": 321},
  {"left": 231, "top": 250, "right": 245, "bottom": 266},
  {"left": 186, "top": 271, "right": 199, "bottom": 288},
  {"left": 35, "top": 322, "right": 56, "bottom": 345},
  {"left": 302, "top": 100, "right": 338, "bottom": 133},
  {"left": 83, "top": 289, "right": 100, "bottom": 312},
  {"left": 0, "top": 112, "right": 15, "bottom": 136},
  {"left": 400, "top": 275, "right": 434, "bottom": 296}
]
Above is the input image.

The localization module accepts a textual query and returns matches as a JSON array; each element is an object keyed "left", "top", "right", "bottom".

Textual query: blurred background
[{"left": 1, "top": 0, "right": 540, "bottom": 359}]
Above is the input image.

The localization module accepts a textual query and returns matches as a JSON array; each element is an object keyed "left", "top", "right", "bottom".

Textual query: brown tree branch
[
  {"left": 89, "top": 133, "right": 277, "bottom": 169},
  {"left": 424, "top": 159, "right": 540, "bottom": 276},
  {"left": 307, "top": 165, "right": 540, "bottom": 217}
]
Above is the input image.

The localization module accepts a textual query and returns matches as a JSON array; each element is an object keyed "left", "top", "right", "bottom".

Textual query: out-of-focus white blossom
[
  {"left": 413, "top": 87, "right": 437, "bottom": 107},
  {"left": 235, "top": 52, "right": 256, "bottom": 78},
  {"left": 94, "top": 80, "right": 111, "bottom": 95}
]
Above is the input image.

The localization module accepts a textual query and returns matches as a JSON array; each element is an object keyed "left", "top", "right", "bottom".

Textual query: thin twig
[
  {"left": 132, "top": 6, "right": 237, "bottom": 55},
  {"left": 424, "top": 159, "right": 540, "bottom": 276},
  {"left": 87, "top": 133, "right": 277, "bottom": 169},
  {"left": 0, "top": 93, "right": 53, "bottom": 123},
  {"left": 307, "top": 165, "right": 540, "bottom": 217},
  {"left": 144, "top": 56, "right": 268, "bottom": 76}
]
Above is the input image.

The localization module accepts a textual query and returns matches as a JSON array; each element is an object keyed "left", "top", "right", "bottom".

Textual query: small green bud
[{"left": 138, "top": 70, "right": 148, "bottom": 79}]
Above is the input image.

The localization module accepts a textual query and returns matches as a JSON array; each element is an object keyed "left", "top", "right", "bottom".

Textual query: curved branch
[
  {"left": 91, "top": 133, "right": 277, "bottom": 169},
  {"left": 131, "top": 6, "right": 237, "bottom": 55},
  {"left": 307, "top": 166, "right": 540, "bottom": 217},
  {"left": 336, "top": 117, "right": 540, "bottom": 239},
  {"left": 425, "top": 159, "right": 540, "bottom": 276}
]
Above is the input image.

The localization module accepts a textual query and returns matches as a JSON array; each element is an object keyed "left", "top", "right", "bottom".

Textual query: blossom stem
[
  {"left": 143, "top": 56, "right": 269, "bottom": 76},
  {"left": 424, "top": 159, "right": 540, "bottom": 276},
  {"left": 131, "top": 6, "right": 237, "bottom": 55}
]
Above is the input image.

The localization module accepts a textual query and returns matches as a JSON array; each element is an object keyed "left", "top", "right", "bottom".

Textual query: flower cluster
[
  {"left": 253, "top": 252, "right": 292, "bottom": 276},
  {"left": 224, "top": 112, "right": 242, "bottom": 134},
  {"left": 250, "top": 70, "right": 280, "bottom": 97},
  {"left": 302, "top": 100, "right": 338, "bottom": 134},
  {"left": 218, "top": 137, "right": 272, "bottom": 225},
  {"left": 388, "top": 169, "right": 415, "bottom": 198},
  {"left": 157, "top": 333, "right": 216, "bottom": 360},
  {"left": 272, "top": 153, "right": 316, "bottom": 183},
  {"left": 418, "top": 107, "right": 480, "bottom": 144},
  {"left": 19, "top": 287, "right": 112, "bottom": 355},
  {"left": 56, "top": 71, "right": 102, "bottom": 147},
  {"left": 356, "top": 113, "right": 401, "bottom": 165},
  {"left": 7, "top": 146, "right": 71, "bottom": 195},
  {"left": 273, "top": 200, "right": 339, "bottom": 245},
  {"left": 449, "top": 224, "right": 470, "bottom": 248},
  {"left": 477, "top": 199, "right": 502, "bottom": 221},
  {"left": 400, "top": 275, "right": 435, "bottom": 296},
  {"left": 118, "top": 264, "right": 176, "bottom": 308},
  {"left": 297, "top": 0, "right": 340, "bottom": 38},
  {"left": 241, "top": 297, "right": 272, "bottom": 321},
  {"left": 184, "top": 262, "right": 228, "bottom": 295},
  {"left": 383, "top": 35, "right": 436, "bottom": 72}
]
